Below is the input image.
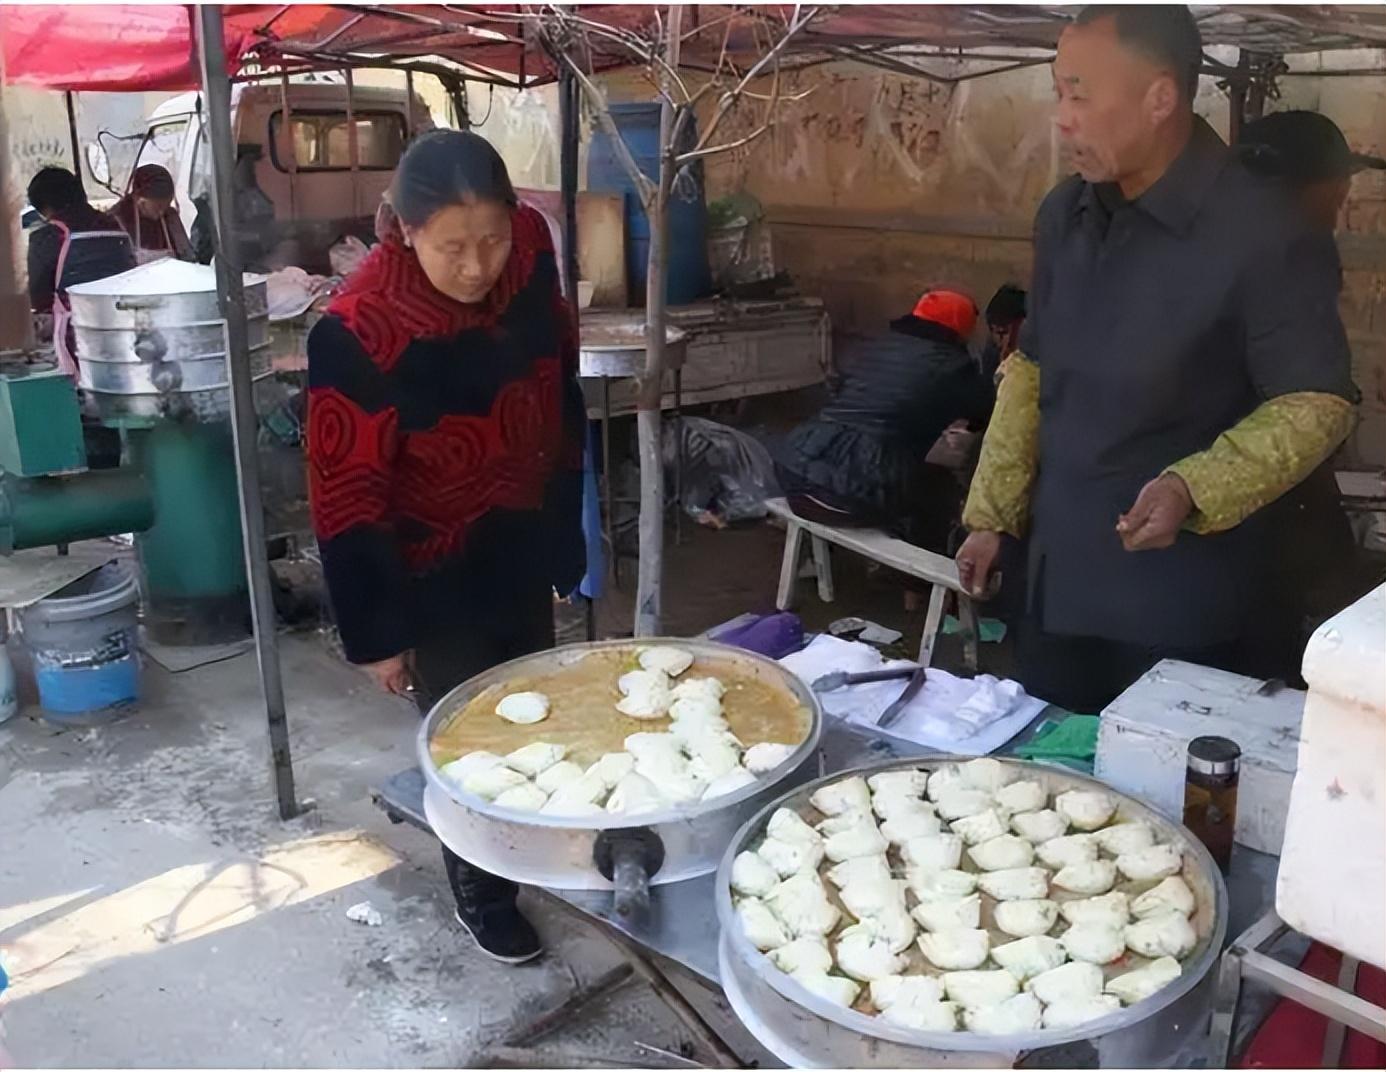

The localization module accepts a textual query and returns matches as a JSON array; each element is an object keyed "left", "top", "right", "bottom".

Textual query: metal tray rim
[
  {"left": 714, "top": 754, "right": 1230, "bottom": 1054},
  {"left": 417, "top": 637, "right": 823, "bottom": 832}
]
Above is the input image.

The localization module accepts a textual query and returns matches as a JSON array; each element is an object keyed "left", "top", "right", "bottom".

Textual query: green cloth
[
  {"left": 1012, "top": 714, "right": 1100, "bottom": 771},
  {"left": 942, "top": 615, "right": 1007, "bottom": 643}
]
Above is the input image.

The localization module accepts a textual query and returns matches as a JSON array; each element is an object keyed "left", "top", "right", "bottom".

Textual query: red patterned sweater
[{"left": 306, "top": 205, "right": 585, "bottom": 664}]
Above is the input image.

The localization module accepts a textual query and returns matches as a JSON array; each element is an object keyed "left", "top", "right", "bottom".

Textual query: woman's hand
[{"left": 363, "top": 652, "right": 415, "bottom": 695}]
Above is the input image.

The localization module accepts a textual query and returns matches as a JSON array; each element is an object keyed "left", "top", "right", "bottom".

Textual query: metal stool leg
[
  {"left": 810, "top": 536, "right": 834, "bottom": 602},
  {"left": 917, "top": 584, "right": 946, "bottom": 668},
  {"left": 775, "top": 523, "right": 806, "bottom": 611}
]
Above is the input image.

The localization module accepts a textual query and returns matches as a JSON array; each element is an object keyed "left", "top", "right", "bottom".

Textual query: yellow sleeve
[
  {"left": 1165, "top": 392, "right": 1355, "bottom": 534},
  {"left": 961, "top": 353, "right": 1040, "bottom": 539}
]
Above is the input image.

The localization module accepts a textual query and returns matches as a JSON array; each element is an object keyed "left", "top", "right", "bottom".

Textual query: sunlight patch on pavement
[{"left": 0, "top": 832, "right": 399, "bottom": 1000}]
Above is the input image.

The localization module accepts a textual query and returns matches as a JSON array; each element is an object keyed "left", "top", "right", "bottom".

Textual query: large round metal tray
[
  {"left": 716, "top": 756, "right": 1228, "bottom": 1067},
  {"left": 419, "top": 638, "right": 823, "bottom": 891}
]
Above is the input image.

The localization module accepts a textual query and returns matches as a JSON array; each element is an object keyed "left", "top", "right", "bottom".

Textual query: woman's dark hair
[
  {"left": 132, "top": 163, "right": 176, "bottom": 199},
  {"left": 388, "top": 129, "right": 517, "bottom": 228},
  {"left": 985, "top": 284, "right": 1027, "bottom": 328},
  {"left": 27, "top": 166, "right": 86, "bottom": 216}
]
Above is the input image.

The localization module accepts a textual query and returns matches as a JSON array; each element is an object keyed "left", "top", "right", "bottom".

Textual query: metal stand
[{"left": 1209, "top": 909, "right": 1386, "bottom": 1068}]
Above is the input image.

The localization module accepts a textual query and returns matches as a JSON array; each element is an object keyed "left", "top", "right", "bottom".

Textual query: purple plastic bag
[{"left": 708, "top": 612, "right": 804, "bottom": 660}]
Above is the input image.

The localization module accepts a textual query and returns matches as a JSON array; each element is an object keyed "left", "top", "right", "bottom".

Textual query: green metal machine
[
  {"left": 0, "top": 355, "right": 254, "bottom": 646},
  {"left": 0, "top": 363, "right": 154, "bottom": 553}
]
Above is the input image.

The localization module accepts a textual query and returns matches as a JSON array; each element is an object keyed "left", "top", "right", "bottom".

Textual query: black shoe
[{"left": 454, "top": 903, "right": 543, "bottom": 964}]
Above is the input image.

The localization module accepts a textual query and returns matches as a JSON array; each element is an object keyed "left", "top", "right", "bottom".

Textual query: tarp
[
  {"left": 0, "top": 4, "right": 537, "bottom": 92},
  {"left": 0, "top": 5, "right": 252, "bottom": 91},
  {"left": 5, "top": 3, "right": 1386, "bottom": 94}
]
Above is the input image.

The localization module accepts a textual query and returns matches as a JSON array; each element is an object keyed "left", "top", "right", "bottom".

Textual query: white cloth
[
  {"left": 779, "top": 636, "right": 1044, "bottom": 756},
  {"left": 265, "top": 266, "right": 330, "bottom": 320}
]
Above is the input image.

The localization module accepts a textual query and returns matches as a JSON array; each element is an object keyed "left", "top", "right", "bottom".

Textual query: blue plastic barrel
[
  {"left": 587, "top": 102, "right": 711, "bottom": 306},
  {"left": 19, "top": 562, "right": 140, "bottom": 723}
]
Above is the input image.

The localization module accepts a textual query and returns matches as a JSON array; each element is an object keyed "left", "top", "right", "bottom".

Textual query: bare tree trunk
[{"left": 633, "top": 6, "right": 683, "bottom": 638}]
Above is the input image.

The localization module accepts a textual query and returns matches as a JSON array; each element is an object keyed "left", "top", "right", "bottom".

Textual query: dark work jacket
[
  {"left": 1022, "top": 119, "right": 1356, "bottom": 648},
  {"left": 26, "top": 204, "right": 133, "bottom": 314},
  {"left": 777, "top": 318, "right": 994, "bottom": 523}
]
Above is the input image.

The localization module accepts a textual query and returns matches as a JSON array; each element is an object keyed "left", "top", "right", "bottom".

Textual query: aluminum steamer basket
[
  {"left": 420, "top": 639, "right": 823, "bottom": 905},
  {"left": 715, "top": 756, "right": 1228, "bottom": 1068}
]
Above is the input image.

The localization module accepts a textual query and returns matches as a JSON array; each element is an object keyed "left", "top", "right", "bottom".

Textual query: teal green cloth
[
  {"left": 1012, "top": 714, "right": 1100, "bottom": 771},
  {"left": 942, "top": 615, "right": 1007, "bottom": 643}
]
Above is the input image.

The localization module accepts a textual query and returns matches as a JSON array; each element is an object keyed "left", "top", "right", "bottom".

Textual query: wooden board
[
  {"left": 515, "top": 188, "right": 626, "bottom": 308},
  {"left": 576, "top": 193, "right": 626, "bottom": 307}
]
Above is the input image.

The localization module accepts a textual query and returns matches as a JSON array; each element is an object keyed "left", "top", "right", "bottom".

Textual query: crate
[{"left": 1095, "top": 660, "right": 1304, "bottom": 856}]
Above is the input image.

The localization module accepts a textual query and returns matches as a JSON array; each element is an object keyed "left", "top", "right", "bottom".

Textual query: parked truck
[{"left": 96, "top": 75, "right": 435, "bottom": 271}]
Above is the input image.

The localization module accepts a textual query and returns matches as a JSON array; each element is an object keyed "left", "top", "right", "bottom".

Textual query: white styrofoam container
[
  {"left": 1095, "top": 660, "right": 1304, "bottom": 856},
  {"left": 1276, "top": 583, "right": 1386, "bottom": 970}
]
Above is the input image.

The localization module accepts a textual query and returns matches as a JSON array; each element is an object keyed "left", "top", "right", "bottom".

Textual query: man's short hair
[
  {"left": 26, "top": 166, "right": 85, "bottom": 216},
  {"left": 986, "top": 284, "right": 1027, "bottom": 328},
  {"left": 1075, "top": 5, "right": 1203, "bottom": 101}
]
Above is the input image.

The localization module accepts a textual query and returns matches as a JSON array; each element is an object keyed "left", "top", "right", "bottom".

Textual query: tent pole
[
  {"left": 195, "top": 4, "right": 302, "bottom": 823},
  {"left": 559, "top": 65, "right": 595, "bottom": 641},
  {"left": 0, "top": 47, "right": 32, "bottom": 350},
  {"left": 345, "top": 66, "right": 361, "bottom": 218},
  {"left": 559, "top": 67, "right": 580, "bottom": 302},
  {"left": 65, "top": 92, "right": 84, "bottom": 195}
]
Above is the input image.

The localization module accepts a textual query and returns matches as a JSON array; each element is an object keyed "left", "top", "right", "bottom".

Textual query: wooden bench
[{"left": 765, "top": 496, "right": 979, "bottom": 671}]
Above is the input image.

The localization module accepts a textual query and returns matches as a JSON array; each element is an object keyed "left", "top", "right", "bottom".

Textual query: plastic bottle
[{"left": 1183, "top": 735, "right": 1241, "bottom": 872}]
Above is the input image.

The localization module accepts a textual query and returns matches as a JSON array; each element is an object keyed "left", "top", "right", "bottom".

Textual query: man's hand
[
  {"left": 363, "top": 652, "right": 415, "bottom": 695},
  {"left": 1116, "top": 473, "right": 1194, "bottom": 551},
  {"left": 956, "top": 530, "right": 1003, "bottom": 599}
]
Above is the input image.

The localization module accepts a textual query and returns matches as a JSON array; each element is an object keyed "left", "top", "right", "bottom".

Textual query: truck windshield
[{"left": 131, "top": 119, "right": 189, "bottom": 190}]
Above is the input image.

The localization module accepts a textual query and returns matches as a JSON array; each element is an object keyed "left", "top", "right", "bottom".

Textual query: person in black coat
[{"left": 775, "top": 288, "right": 994, "bottom": 554}]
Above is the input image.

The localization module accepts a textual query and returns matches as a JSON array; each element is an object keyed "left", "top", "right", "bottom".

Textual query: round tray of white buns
[
  {"left": 720, "top": 755, "right": 1226, "bottom": 1048},
  {"left": 434, "top": 644, "right": 806, "bottom": 823}
]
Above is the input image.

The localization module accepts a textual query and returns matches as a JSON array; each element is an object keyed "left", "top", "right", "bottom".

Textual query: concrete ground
[{"left": 0, "top": 518, "right": 989, "bottom": 1068}]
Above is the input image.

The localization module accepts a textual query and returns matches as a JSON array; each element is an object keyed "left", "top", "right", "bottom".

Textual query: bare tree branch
[
  {"left": 691, "top": 5, "right": 821, "bottom": 154},
  {"left": 536, "top": 23, "right": 657, "bottom": 208}
]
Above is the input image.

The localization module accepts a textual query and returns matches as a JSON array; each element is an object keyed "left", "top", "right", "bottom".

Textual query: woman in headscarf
[
  {"left": 307, "top": 130, "right": 585, "bottom": 964},
  {"left": 775, "top": 288, "right": 995, "bottom": 554},
  {"left": 113, "top": 164, "right": 193, "bottom": 262}
]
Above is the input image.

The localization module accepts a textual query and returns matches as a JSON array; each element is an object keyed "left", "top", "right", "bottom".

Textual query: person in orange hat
[{"left": 774, "top": 287, "right": 994, "bottom": 553}]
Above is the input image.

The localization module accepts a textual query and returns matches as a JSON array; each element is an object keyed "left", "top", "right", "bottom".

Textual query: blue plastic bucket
[{"left": 20, "top": 562, "right": 140, "bottom": 723}]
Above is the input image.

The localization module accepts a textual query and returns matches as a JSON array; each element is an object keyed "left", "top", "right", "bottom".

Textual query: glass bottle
[{"left": 1183, "top": 735, "right": 1241, "bottom": 872}]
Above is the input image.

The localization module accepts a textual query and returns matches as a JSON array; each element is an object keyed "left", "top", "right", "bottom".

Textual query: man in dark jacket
[
  {"left": 776, "top": 288, "right": 994, "bottom": 554},
  {"left": 25, "top": 166, "right": 133, "bottom": 322},
  {"left": 956, "top": 6, "right": 1357, "bottom": 712}
]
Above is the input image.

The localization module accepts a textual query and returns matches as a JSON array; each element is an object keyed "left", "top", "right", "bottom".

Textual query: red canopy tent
[{"left": 8, "top": 4, "right": 1386, "bottom": 95}]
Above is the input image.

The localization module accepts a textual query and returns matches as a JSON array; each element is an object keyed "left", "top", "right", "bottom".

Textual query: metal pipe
[
  {"left": 344, "top": 65, "right": 360, "bottom": 218},
  {"left": 0, "top": 470, "right": 154, "bottom": 553},
  {"left": 279, "top": 71, "right": 298, "bottom": 218},
  {"left": 65, "top": 92, "right": 84, "bottom": 195},
  {"left": 404, "top": 69, "right": 416, "bottom": 141},
  {"left": 196, "top": 4, "right": 301, "bottom": 823}
]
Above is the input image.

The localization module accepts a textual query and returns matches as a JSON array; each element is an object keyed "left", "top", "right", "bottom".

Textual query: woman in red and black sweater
[{"left": 307, "top": 130, "right": 584, "bottom": 963}]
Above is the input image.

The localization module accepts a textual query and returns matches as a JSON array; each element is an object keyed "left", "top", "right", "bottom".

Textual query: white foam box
[
  {"left": 1095, "top": 659, "right": 1304, "bottom": 855},
  {"left": 1277, "top": 584, "right": 1386, "bottom": 970}
]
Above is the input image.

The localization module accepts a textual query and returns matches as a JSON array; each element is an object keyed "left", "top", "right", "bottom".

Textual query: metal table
[
  {"left": 376, "top": 717, "right": 1276, "bottom": 987},
  {"left": 373, "top": 713, "right": 1278, "bottom": 1065}
]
